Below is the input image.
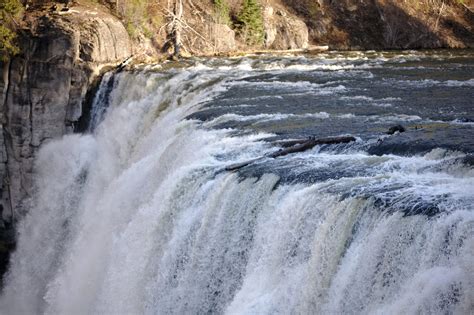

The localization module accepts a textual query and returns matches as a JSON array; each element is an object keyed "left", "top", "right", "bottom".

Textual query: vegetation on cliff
[
  {"left": 2, "top": 0, "right": 473, "bottom": 58},
  {"left": 0, "top": 0, "right": 23, "bottom": 60},
  {"left": 213, "top": 0, "right": 230, "bottom": 25},
  {"left": 236, "top": 0, "right": 264, "bottom": 45},
  {"left": 96, "top": 0, "right": 161, "bottom": 39}
]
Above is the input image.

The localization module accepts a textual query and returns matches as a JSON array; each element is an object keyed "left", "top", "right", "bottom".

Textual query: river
[{"left": 1, "top": 50, "right": 473, "bottom": 314}]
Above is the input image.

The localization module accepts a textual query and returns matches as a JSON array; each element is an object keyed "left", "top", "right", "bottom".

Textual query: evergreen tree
[
  {"left": 237, "top": 0, "right": 264, "bottom": 46},
  {"left": 214, "top": 0, "right": 230, "bottom": 25},
  {"left": 0, "top": 0, "right": 23, "bottom": 61}
]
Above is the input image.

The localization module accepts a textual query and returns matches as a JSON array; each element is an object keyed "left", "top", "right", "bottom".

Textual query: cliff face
[
  {"left": 0, "top": 3, "right": 131, "bottom": 276},
  {"left": 263, "top": 6, "right": 309, "bottom": 50},
  {"left": 282, "top": 0, "right": 474, "bottom": 49},
  {"left": 96, "top": 0, "right": 473, "bottom": 54},
  {"left": 0, "top": 0, "right": 308, "bottom": 224}
]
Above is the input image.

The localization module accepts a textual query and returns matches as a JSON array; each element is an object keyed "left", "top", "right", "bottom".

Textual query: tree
[
  {"left": 0, "top": 0, "right": 23, "bottom": 61},
  {"left": 214, "top": 0, "right": 230, "bottom": 25},
  {"left": 237, "top": 0, "right": 264, "bottom": 46}
]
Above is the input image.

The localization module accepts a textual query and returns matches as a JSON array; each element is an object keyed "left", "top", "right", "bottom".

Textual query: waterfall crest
[{"left": 1, "top": 54, "right": 473, "bottom": 314}]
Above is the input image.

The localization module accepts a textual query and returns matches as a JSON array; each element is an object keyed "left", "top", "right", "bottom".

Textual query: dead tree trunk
[
  {"left": 268, "top": 136, "right": 356, "bottom": 158},
  {"left": 225, "top": 136, "right": 356, "bottom": 171},
  {"left": 172, "top": 0, "right": 183, "bottom": 57}
]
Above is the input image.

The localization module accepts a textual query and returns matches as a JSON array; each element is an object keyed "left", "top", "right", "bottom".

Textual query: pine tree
[
  {"left": 237, "top": 0, "right": 264, "bottom": 46},
  {"left": 0, "top": 0, "right": 23, "bottom": 61},
  {"left": 214, "top": 0, "right": 230, "bottom": 25}
]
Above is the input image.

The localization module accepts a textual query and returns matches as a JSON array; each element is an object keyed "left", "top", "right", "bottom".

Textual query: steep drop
[{"left": 1, "top": 52, "right": 473, "bottom": 314}]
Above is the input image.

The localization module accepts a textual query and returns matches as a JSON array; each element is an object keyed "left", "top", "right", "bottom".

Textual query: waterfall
[
  {"left": 0, "top": 55, "right": 473, "bottom": 314},
  {"left": 88, "top": 72, "right": 116, "bottom": 132}
]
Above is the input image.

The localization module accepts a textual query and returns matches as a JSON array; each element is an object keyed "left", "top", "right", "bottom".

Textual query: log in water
[
  {"left": 226, "top": 136, "right": 356, "bottom": 171},
  {"left": 269, "top": 136, "right": 356, "bottom": 157}
]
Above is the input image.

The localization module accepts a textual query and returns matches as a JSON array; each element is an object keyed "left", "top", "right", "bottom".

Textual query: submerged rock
[
  {"left": 387, "top": 124, "right": 406, "bottom": 135},
  {"left": 370, "top": 124, "right": 474, "bottom": 156},
  {"left": 263, "top": 6, "right": 309, "bottom": 50}
]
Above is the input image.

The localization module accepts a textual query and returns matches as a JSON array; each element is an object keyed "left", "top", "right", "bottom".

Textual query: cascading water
[
  {"left": 0, "top": 51, "right": 473, "bottom": 314},
  {"left": 87, "top": 72, "right": 117, "bottom": 132}
]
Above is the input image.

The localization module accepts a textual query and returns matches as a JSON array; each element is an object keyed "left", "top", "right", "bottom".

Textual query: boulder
[
  {"left": 263, "top": 6, "right": 309, "bottom": 50},
  {"left": 209, "top": 23, "right": 236, "bottom": 53},
  {"left": 387, "top": 125, "right": 406, "bottom": 135}
]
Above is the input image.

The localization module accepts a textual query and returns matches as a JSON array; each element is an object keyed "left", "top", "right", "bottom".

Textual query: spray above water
[{"left": 1, "top": 53, "right": 473, "bottom": 314}]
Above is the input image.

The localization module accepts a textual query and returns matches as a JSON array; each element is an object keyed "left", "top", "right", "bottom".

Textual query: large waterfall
[{"left": 1, "top": 52, "right": 473, "bottom": 314}]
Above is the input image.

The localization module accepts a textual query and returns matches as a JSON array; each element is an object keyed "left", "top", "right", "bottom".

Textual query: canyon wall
[{"left": 0, "top": 4, "right": 132, "bottom": 277}]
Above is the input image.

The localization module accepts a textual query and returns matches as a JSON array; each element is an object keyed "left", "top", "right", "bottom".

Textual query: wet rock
[
  {"left": 455, "top": 117, "right": 473, "bottom": 123},
  {"left": 387, "top": 124, "right": 406, "bottom": 135},
  {"left": 369, "top": 125, "right": 474, "bottom": 156},
  {"left": 459, "top": 155, "right": 474, "bottom": 167},
  {"left": 373, "top": 196, "right": 441, "bottom": 217}
]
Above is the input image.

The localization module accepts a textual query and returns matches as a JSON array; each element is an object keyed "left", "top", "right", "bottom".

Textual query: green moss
[{"left": 115, "top": 0, "right": 164, "bottom": 40}]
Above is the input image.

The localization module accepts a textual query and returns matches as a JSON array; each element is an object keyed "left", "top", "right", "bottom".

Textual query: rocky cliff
[
  {"left": 0, "top": 3, "right": 131, "bottom": 278},
  {"left": 0, "top": 0, "right": 309, "bottom": 222},
  {"left": 283, "top": 0, "right": 474, "bottom": 50},
  {"left": 97, "top": 0, "right": 473, "bottom": 54}
]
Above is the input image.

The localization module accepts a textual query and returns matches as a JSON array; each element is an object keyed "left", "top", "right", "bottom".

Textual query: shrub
[
  {"left": 120, "top": 0, "right": 148, "bottom": 38},
  {"left": 0, "top": 0, "right": 23, "bottom": 60},
  {"left": 237, "top": 0, "right": 264, "bottom": 46}
]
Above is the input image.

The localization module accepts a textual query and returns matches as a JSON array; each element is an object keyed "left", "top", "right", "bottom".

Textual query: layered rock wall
[{"left": 0, "top": 7, "right": 131, "bottom": 255}]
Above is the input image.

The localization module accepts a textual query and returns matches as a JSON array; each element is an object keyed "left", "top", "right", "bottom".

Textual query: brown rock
[{"left": 263, "top": 6, "right": 309, "bottom": 50}]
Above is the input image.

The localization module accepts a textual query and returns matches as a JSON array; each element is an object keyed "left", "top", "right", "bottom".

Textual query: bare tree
[{"left": 172, "top": 0, "right": 183, "bottom": 56}]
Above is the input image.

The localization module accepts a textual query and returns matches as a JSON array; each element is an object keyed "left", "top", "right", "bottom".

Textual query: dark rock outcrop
[{"left": 387, "top": 125, "right": 406, "bottom": 135}]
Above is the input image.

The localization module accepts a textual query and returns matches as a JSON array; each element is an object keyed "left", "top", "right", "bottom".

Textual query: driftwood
[
  {"left": 225, "top": 136, "right": 356, "bottom": 171},
  {"left": 225, "top": 157, "right": 266, "bottom": 172},
  {"left": 269, "top": 136, "right": 356, "bottom": 158},
  {"left": 272, "top": 136, "right": 355, "bottom": 148},
  {"left": 116, "top": 56, "right": 134, "bottom": 72},
  {"left": 252, "top": 45, "right": 329, "bottom": 55}
]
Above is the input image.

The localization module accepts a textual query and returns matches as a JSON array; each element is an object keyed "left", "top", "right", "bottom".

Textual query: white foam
[
  {"left": 1, "top": 57, "right": 472, "bottom": 315},
  {"left": 204, "top": 111, "right": 332, "bottom": 126},
  {"left": 394, "top": 78, "right": 474, "bottom": 88},
  {"left": 365, "top": 114, "right": 423, "bottom": 122}
]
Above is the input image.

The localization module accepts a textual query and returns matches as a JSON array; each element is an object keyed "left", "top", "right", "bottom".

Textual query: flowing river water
[{"left": 0, "top": 50, "right": 473, "bottom": 314}]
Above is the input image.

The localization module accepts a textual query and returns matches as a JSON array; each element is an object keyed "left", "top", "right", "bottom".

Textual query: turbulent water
[{"left": 1, "top": 51, "right": 473, "bottom": 314}]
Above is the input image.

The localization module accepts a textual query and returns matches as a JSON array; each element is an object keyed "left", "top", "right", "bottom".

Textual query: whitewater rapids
[{"left": 1, "top": 51, "right": 473, "bottom": 314}]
